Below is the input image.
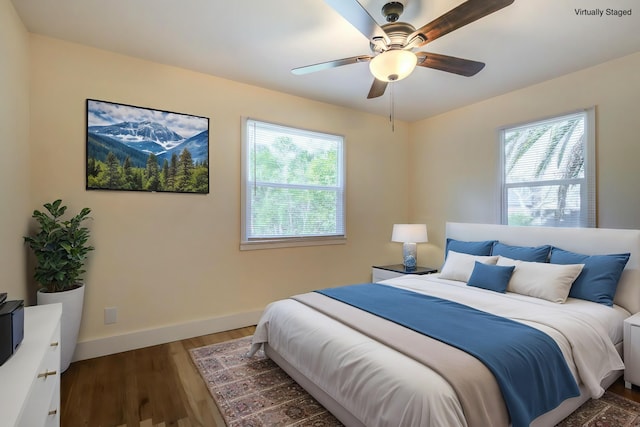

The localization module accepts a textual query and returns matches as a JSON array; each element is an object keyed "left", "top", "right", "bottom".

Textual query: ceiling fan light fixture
[{"left": 369, "top": 50, "right": 417, "bottom": 82}]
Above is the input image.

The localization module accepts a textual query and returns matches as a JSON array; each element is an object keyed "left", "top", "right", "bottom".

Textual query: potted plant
[{"left": 24, "top": 199, "right": 94, "bottom": 372}]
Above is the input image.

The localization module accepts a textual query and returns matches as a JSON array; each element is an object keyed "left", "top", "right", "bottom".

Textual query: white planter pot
[{"left": 37, "top": 284, "right": 85, "bottom": 372}]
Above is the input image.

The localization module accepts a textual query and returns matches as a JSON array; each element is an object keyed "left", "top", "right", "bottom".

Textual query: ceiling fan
[{"left": 292, "top": 0, "right": 515, "bottom": 99}]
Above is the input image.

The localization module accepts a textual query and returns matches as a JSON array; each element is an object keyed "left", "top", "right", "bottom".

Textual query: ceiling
[{"left": 12, "top": 0, "right": 640, "bottom": 122}]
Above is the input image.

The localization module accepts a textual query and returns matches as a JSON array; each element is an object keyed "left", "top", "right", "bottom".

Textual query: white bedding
[{"left": 251, "top": 274, "right": 627, "bottom": 427}]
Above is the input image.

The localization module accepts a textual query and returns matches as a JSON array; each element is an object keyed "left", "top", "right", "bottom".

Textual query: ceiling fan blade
[
  {"left": 409, "top": 0, "right": 515, "bottom": 47},
  {"left": 324, "top": 0, "right": 390, "bottom": 45},
  {"left": 416, "top": 52, "right": 485, "bottom": 76},
  {"left": 292, "top": 55, "right": 372, "bottom": 75},
  {"left": 367, "top": 79, "right": 388, "bottom": 99}
]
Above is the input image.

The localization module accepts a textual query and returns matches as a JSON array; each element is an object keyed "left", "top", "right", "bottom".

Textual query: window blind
[
  {"left": 243, "top": 119, "right": 345, "bottom": 243},
  {"left": 500, "top": 108, "right": 595, "bottom": 227}
]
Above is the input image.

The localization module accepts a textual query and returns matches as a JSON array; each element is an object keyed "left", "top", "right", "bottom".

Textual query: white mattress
[{"left": 252, "top": 274, "right": 627, "bottom": 427}]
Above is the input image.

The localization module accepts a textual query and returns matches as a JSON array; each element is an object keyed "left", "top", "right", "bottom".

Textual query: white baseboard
[{"left": 72, "top": 309, "right": 263, "bottom": 361}]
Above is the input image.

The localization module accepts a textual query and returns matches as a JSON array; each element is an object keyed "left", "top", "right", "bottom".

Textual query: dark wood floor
[
  {"left": 61, "top": 326, "right": 640, "bottom": 426},
  {"left": 61, "top": 326, "right": 255, "bottom": 427},
  {"left": 608, "top": 377, "right": 640, "bottom": 403}
]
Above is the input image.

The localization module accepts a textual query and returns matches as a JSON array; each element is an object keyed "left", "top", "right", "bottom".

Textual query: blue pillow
[
  {"left": 549, "top": 247, "right": 630, "bottom": 306},
  {"left": 492, "top": 242, "right": 551, "bottom": 263},
  {"left": 446, "top": 238, "right": 496, "bottom": 258},
  {"left": 467, "top": 261, "right": 515, "bottom": 293}
]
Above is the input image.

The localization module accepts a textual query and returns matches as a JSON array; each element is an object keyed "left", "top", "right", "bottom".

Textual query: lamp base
[{"left": 402, "top": 242, "right": 417, "bottom": 269}]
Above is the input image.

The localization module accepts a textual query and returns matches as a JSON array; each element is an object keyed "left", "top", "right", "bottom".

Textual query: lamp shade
[
  {"left": 391, "top": 224, "right": 429, "bottom": 243},
  {"left": 391, "top": 224, "right": 428, "bottom": 243},
  {"left": 369, "top": 50, "right": 417, "bottom": 82}
]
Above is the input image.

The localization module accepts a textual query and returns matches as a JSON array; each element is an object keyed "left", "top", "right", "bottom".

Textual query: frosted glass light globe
[{"left": 369, "top": 50, "right": 417, "bottom": 82}]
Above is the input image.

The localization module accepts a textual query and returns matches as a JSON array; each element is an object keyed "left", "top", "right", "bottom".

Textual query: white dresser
[{"left": 0, "top": 303, "right": 62, "bottom": 427}]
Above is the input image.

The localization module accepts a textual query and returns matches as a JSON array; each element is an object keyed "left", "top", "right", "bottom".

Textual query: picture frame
[{"left": 86, "top": 99, "right": 209, "bottom": 194}]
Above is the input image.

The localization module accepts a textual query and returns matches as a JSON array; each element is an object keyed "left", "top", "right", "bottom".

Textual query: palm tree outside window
[{"left": 499, "top": 108, "right": 596, "bottom": 227}]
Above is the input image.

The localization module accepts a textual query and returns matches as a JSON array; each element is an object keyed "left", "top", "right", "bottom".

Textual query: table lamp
[{"left": 392, "top": 224, "right": 428, "bottom": 269}]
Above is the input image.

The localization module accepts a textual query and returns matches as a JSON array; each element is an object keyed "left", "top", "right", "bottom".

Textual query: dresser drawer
[
  {"left": 19, "top": 322, "right": 61, "bottom": 427},
  {"left": 43, "top": 387, "right": 61, "bottom": 427}
]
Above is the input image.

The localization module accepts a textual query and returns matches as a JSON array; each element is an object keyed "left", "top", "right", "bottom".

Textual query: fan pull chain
[{"left": 389, "top": 82, "right": 395, "bottom": 132}]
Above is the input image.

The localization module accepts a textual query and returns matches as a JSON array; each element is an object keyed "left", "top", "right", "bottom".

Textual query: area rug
[
  {"left": 190, "top": 336, "right": 640, "bottom": 427},
  {"left": 190, "top": 336, "right": 341, "bottom": 426},
  {"left": 556, "top": 392, "right": 640, "bottom": 427}
]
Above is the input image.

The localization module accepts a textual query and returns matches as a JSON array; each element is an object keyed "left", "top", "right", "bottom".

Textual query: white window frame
[
  {"left": 241, "top": 117, "right": 346, "bottom": 250},
  {"left": 499, "top": 107, "right": 596, "bottom": 227}
]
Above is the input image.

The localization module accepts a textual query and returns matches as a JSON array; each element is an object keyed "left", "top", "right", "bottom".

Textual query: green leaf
[{"left": 23, "top": 199, "right": 94, "bottom": 292}]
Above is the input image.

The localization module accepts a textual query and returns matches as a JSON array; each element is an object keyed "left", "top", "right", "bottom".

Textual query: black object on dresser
[{"left": 0, "top": 299, "right": 25, "bottom": 366}]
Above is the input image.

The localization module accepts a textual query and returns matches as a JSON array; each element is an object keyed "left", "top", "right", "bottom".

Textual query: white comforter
[{"left": 251, "top": 274, "right": 627, "bottom": 427}]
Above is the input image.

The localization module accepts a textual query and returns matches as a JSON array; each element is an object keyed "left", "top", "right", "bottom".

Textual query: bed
[{"left": 249, "top": 222, "right": 640, "bottom": 426}]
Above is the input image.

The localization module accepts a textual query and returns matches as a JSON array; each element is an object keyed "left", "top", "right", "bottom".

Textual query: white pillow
[
  {"left": 440, "top": 251, "right": 499, "bottom": 282},
  {"left": 497, "top": 256, "right": 584, "bottom": 303}
]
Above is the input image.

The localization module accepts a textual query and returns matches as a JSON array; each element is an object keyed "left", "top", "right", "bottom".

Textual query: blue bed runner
[{"left": 315, "top": 283, "right": 579, "bottom": 427}]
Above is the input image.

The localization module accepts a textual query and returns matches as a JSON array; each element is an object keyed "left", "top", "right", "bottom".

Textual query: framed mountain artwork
[{"left": 86, "top": 99, "right": 209, "bottom": 194}]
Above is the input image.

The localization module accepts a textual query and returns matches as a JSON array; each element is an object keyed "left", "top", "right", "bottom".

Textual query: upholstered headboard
[{"left": 446, "top": 222, "right": 640, "bottom": 314}]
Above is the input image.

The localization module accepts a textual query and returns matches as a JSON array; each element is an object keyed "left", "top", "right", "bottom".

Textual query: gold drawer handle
[
  {"left": 48, "top": 409, "right": 58, "bottom": 416},
  {"left": 50, "top": 341, "right": 59, "bottom": 347},
  {"left": 37, "top": 370, "right": 57, "bottom": 379}
]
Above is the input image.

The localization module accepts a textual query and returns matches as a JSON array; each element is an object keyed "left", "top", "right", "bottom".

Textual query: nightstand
[
  {"left": 624, "top": 312, "right": 640, "bottom": 388},
  {"left": 372, "top": 264, "right": 438, "bottom": 282}
]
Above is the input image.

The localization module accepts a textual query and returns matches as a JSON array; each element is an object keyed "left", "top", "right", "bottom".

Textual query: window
[
  {"left": 499, "top": 108, "right": 595, "bottom": 227},
  {"left": 241, "top": 118, "right": 345, "bottom": 249}
]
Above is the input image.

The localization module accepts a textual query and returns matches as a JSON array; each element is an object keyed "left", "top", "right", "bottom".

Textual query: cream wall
[
  {"left": 410, "top": 52, "right": 640, "bottom": 266},
  {"left": 0, "top": 0, "right": 30, "bottom": 300},
  {"left": 28, "top": 35, "right": 410, "bottom": 358}
]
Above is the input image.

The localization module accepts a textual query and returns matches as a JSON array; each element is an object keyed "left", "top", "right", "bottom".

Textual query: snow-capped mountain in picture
[
  {"left": 88, "top": 121, "right": 185, "bottom": 153},
  {"left": 87, "top": 99, "right": 209, "bottom": 165}
]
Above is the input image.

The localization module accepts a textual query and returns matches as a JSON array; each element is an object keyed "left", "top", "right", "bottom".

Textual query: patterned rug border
[
  {"left": 191, "top": 336, "right": 640, "bottom": 427},
  {"left": 557, "top": 389, "right": 640, "bottom": 427},
  {"left": 189, "top": 336, "right": 342, "bottom": 426}
]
